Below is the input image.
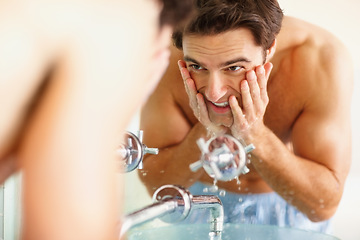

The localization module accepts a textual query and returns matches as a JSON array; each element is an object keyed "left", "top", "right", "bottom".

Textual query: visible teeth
[{"left": 212, "top": 101, "right": 229, "bottom": 107}]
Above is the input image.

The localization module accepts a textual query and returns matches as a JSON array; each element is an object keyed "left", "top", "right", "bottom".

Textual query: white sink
[{"left": 127, "top": 223, "right": 339, "bottom": 240}]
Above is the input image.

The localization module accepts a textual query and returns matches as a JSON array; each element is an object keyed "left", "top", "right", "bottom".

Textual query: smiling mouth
[{"left": 211, "top": 101, "right": 229, "bottom": 107}]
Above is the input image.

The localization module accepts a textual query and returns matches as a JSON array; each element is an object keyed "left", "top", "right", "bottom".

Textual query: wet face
[{"left": 183, "top": 29, "right": 265, "bottom": 127}]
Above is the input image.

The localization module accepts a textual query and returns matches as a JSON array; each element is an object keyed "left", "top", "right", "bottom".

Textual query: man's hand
[
  {"left": 229, "top": 63, "right": 273, "bottom": 143},
  {"left": 178, "top": 60, "right": 227, "bottom": 136}
]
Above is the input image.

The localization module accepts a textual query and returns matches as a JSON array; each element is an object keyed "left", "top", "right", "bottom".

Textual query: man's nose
[{"left": 205, "top": 72, "right": 227, "bottom": 102}]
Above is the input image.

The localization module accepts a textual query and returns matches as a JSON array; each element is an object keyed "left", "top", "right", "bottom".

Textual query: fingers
[
  {"left": 198, "top": 93, "right": 227, "bottom": 135},
  {"left": 178, "top": 60, "right": 196, "bottom": 96},
  {"left": 229, "top": 95, "right": 244, "bottom": 123},
  {"left": 230, "top": 63, "right": 272, "bottom": 137},
  {"left": 240, "top": 77, "right": 255, "bottom": 118},
  {"left": 260, "top": 62, "right": 273, "bottom": 103},
  {"left": 178, "top": 60, "right": 199, "bottom": 114},
  {"left": 264, "top": 62, "right": 273, "bottom": 80},
  {"left": 196, "top": 93, "right": 207, "bottom": 123},
  {"left": 229, "top": 95, "right": 249, "bottom": 133},
  {"left": 178, "top": 60, "right": 191, "bottom": 81},
  {"left": 244, "top": 70, "right": 258, "bottom": 118},
  {"left": 240, "top": 64, "right": 272, "bottom": 117}
]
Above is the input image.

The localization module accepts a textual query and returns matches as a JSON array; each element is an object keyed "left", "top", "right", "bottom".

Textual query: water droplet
[
  {"left": 203, "top": 187, "right": 209, "bottom": 193},
  {"left": 142, "top": 172, "right": 147, "bottom": 176},
  {"left": 219, "top": 190, "right": 226, "bottom": 197},
  {"left": 319, "top": 199, "right": 324, "bottom": 203},
  {"left": 235, "top": 177, "right": 241, "bottom": 185},
  {"left": 238, "top": 198, "right": 243, "bottom": 202},
  {"left": 320, "top": 204, "right": 325, "bottom": 209},
  {"left": 311, "top": 210, "right": 316, "bottom": 214},
  {"left": 159, "top": 170, "right": 165, "bottom": 174},
  {"left": 209, "top": 185, "right": 218, "bottom": 192},
  {"left": 208, "top": 179, "right": 219, "bottom": 192}
]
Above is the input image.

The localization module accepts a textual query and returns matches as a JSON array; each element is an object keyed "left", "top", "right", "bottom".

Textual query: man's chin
[{"left": 210, "top": 116, "right": 233, "bottom": 128}]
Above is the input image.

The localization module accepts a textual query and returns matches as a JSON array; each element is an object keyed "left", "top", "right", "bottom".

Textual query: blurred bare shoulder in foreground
[{"left": 0, "top": 0, "right": 193, "bottom": 239}]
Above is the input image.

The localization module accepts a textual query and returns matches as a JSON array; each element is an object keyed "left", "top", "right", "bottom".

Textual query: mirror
[
  {"left": 1, "top": 1, "right": 358, "bottom": 239},
  {"left": 124, "top": 1, "right": 360, "bottom": 239}
]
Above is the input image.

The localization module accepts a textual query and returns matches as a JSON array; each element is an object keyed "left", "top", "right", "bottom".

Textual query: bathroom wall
[{"left": 277, "top": 1, "right": 360, "bottom": 239}]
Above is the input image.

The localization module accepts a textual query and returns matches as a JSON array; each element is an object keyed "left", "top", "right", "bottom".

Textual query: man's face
[{"left": 183, "top": 28, "right": 265, "bottom": 127}]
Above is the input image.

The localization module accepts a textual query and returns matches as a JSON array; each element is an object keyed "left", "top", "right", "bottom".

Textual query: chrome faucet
[
  {"left": 190, "top": 134, "right": 255, "bottom": 182},
  {"left": 117, "top": 130, "right": 159, "bottom": 172},
  {"left": 119, "top": 185, "right": 224, "bottom": 239}
]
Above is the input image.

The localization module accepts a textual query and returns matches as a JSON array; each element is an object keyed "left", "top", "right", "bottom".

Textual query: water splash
[
  {"left": 209, "top": 180, "right": 219, "bottom": 192},
  {"left": 235, "top": 176, "right": 241, "bottom": 185},
  {"left": 219, "top": 190, "right": 226, "bottom": 197}
]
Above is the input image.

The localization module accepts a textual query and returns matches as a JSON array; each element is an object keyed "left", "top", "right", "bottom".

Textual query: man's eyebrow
[
  {"left": 184, "top": 56, "right": 201, "bottom": 64},
  {"left": 222, "top": 57, "right": 251, "bottom": 67},
  {"left": 184, "top": 56, "right": 251, "bottom": 67}
]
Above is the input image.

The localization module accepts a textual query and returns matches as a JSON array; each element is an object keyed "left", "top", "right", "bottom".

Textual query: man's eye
[
  {"left": 190, "top": 64, "right": 204, "bottom": 70},
  {"left": 228, "top": 66, "right": 242, "bottom": 71}
]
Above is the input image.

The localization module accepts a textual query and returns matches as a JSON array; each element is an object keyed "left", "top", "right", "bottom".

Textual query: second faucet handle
[
  {"left": 190, "top": 134, "right": 254, "bottom": 182},
  {"left": 118, "top": 130, "right": 159, "bottom": 172}
]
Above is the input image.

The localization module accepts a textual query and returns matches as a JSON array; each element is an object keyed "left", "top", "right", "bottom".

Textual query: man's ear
[{"left": 266, "top": 39, "right": 277, "bottom": 61}]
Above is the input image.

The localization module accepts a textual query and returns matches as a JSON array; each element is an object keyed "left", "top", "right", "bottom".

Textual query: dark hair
[
  {"left": 172, "top": 0, "right": 283, "bottom": 52},
  {"left": 158, "top": 0, "right": 194, "bottom": 28}
]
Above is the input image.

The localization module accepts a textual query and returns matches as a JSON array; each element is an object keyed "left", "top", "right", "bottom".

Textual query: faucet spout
[
  {"left": 119, "top": 185, "right": 224, "bottom": 239},
  {"left": 120, "top": 198, "right": 180, "bottom": 238},
  {"left": 192, "top": 195, "right": 224, "bottom": 236}
]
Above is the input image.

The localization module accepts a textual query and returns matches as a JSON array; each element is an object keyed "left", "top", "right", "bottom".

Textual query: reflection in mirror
[
  {"left": 125, "top": 0, "right": 359, "bottom": 239},
  {"left": 190, "top": 134, "right": 253, "bottom": 183},
  {"left": 118, "top": 131, "right": 159, "bottom": 173}
]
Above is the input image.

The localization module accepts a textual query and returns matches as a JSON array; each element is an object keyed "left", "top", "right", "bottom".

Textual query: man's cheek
[{"left": 192, "top": 78, "right": 207, "bottom": 93}]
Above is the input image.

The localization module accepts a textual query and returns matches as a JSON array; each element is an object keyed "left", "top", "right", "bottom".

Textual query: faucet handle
[
  {"left": 117, "top": 130, "right": 159, "bottom": 172},
  {"left": 189, "top": 160, "right": 203, "bottom": 172},
  {"left": 244, "top": 143, "right": 255, "bottom": 153},
  {"left": 191, "top": 134, "right": 252, "bottom": 182},
  {"left": 143, "top": 146, "right": 159, "bottom": 155},
  {"left": 152, "top": 185, "right": 192, "bottom": 223},
  {"left": 196, "top": 138, "right": 209, "bottom": 153}
]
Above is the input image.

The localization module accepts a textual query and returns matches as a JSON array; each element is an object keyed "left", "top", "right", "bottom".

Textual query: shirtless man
[
  {"left": 0, "top": 0, "right": 192, "bottom": 239},
  {"left": 139, "top": 0, "right": 353, "bottom": 233}
]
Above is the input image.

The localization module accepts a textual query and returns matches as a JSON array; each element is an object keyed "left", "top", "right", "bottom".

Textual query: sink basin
[{"left": 127, "top": 223, "right": 339, "bottom": 240}]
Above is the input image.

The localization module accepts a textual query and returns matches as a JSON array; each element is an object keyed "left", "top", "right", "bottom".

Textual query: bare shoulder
[
  {"left": 300, "top": 22, "right": 352, "bottom": 104},
  {"left": 0, "top": 0, "right": 161, "bottom": 157},
  {"left": 278, "top": 17, "right": 353, "bottom": 104},
  {"left": 282, "top": 17, "right": 352, "bottom": 80}
]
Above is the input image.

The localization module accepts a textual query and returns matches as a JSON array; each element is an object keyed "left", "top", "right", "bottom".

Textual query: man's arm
[{"left": 234, "top": 39, "right": 353, "bottom": 221}]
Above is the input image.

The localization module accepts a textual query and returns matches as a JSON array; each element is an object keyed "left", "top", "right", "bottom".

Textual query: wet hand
[
  {"left": 178, "top": 60, "right": 226, "bottom": 136},
  {"left": 229, "top": 63, "right": 273, "bottom": 142}
]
